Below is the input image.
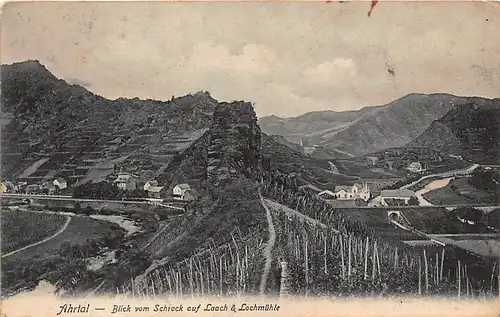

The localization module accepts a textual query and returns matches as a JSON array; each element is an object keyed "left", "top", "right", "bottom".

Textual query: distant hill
[
  {"left": 258, "top": 108, "right": 378, "bottom": 142},
  {"left": 1, "top": 60, "right": 218, "bottom": 183},
  {"left": 410, "top": 99, "right": 500, "bottom": 164},
  {"left": 268, "top": 135, "right": 304, "bottom": 154},
  {"left": 260, "top": 93, "right": 498, "bottom": 157}
]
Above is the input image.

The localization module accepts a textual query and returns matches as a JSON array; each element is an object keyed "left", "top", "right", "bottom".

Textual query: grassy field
[
  {"left": 2, "top": 215, "right": 124, "bottom": 264},
  {"left": 1, "top": 211, "right": 68, "bottom": 254}
]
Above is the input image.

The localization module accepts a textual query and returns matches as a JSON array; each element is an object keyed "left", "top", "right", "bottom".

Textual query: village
[
  {"left": 0, "top": 160, "right": 424, "bottom": 208},
  {"left": 0, "top": 170, "right": 197, "bottom": 203},
  {"left": 299, "top": 182, "right": 419, "bottom": 208}
]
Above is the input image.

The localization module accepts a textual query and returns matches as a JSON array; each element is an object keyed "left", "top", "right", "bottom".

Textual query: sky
[{"left": 1, "top": 1, "right": 499, "bottom": 117}]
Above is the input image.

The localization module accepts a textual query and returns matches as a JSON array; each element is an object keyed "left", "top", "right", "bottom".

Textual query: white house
[
  {"left": 53, "top": 177, "right": 67, "bottom": 190},
  {"left": 380, "top": 189, "right": 416, "bottom": 206},
  {"left": 173, "top": 183, "right": 192, "bottom": 200},
  {"left": 114, "top": 172, "right": 138, "bottom": 190},
  {"left": 144, "top": 180, "right": 164, "bottom": 198},
  {"left": 146, "top": 185, "right": 164, "bottom": 199},
  {"left": 333, "top": 183, "right": 371, "bottom": 201},
  {"left": 144, "top": 180, "right": 159, "bottom": 191},
  {"left": 334, "top": 186, "right": 352, "bottom": 199},
  {"left": 407, "top": 162, "right": 423, "bottom": 173}
]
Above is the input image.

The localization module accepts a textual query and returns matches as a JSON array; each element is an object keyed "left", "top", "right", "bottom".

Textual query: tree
[
  {"left": 454, "top": 206, "right": 485, "bottom": 224},
  {"left": 408, "top": 196, "right": 419, "bottom": 206},
  {"left": 470, "top": 168, "right": 500, "bottom": 191}
]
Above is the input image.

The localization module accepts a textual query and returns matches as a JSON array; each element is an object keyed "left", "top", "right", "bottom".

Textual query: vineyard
[
  {"left": 1, "top": 210, "right": 68, "bottom": 254},
  {"left": 120, "top": 227, "right": 268, "bottom": 298},
  {"left": 110, "top": 172, "right": 498, "bottom": 299}
]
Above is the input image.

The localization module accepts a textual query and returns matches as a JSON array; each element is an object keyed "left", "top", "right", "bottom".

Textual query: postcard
[{"left": 0, "top": 1, "right": 499, "bottom": 316}]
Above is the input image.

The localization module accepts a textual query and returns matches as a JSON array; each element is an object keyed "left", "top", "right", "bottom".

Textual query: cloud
[
  {"left": 187, "top": 41, "right": 278, "bottom": 76},
  {"left": 292, "top": 58, "right": 362, "bottom": 102},
  {"left": 304, "top": 58, "right": 357, "bottom": 84},
  {"left": 2, "top": 2, "right": 499, "bottom": 118}
]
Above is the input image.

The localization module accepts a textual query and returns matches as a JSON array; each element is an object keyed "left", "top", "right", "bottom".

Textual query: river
[{"left": 414, "top": 177, "right": 454, "bottom": 206}]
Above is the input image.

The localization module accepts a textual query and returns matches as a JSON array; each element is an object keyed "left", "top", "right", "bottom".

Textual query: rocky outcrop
[{"left": 207, "top": 101, "right": 262, "bottom": 186}]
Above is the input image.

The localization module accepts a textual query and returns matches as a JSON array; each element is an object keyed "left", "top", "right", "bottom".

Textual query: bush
[
  {"left": 408, "top": 196, "right": 420, "bottom": 206},
  {"left": 453, "top": 207, "right": 486, "bottom": 224},
  {"left": 470, "top": 168, "right": 500, "bottom": 192}
]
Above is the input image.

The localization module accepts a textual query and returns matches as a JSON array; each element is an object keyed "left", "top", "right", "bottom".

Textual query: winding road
[
  {"left": 259, "top": 191, "right": 276, "bottom": 295},
  {"left": 2, "top": 215, "right": 72, "bottom": 258}
]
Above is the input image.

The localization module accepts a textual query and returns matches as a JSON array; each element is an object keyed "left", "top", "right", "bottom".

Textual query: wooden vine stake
[
  {"left": 340, "top": 235, "right": 346, "bottom": 279},
  {"left": 394, "top": 246, "right": 398, "bottom": 270},
  {"left": 418, "top": 257, "right": 422, "bottom": 296},
  {"left": 131, "top": 278, "right": 135, "bottom": 300},
  {"left": 219, "top": 257, "right": 223, "bottom": 297},
  {"left": 364, "top": 236, "right": 369, "bottom": 280},
  {"left": 348, "top": 234, "right": 352, "bottom": 278},
  {"left": 440, "top": 249, "right": 445, "bottom": 283},
  {"left": 152, "top": 279, "right": 156, "bottom": 299},
  {"left": 305, "top": 238, "right": 309, "bottom": 297},
  {"left": 490, "top": 261, "right": 497, "bottom": 296},
  {"left": 375, "top": 241, "right": 381, "bottom": 279},
  {"left": 435, "top": 253, "right": 439, "bottom": 285},
  {"left": 323, "top": 232, "right": 328, "bottom": 274},
  {"left": 424, "top": 249, "right": 429, "bottom": 295},
  {"left": 465, "top": 264, "right": 469, "bottom": 298},
  {"left": 458, "top": 261, "right": 461, "bottom": 299},
  {"left": 371, "top": 241, "right": 376, "bottom": 282}
]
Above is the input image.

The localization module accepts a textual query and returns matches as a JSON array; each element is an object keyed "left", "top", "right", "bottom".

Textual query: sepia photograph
[{"left": 0, "top": 1, "right": 499, "bottom": 316}]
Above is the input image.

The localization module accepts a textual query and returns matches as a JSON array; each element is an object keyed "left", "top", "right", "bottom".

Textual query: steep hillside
[
  {"left": 268, "top": 135, "right": 304, "bottom": 154},
  {"left": 260, "top": 93, "right": 498, "bottom": 157},
  {"left": 260, "top": 134, "right": 359, "bottom": 188},
  {"left": 410, "top": 100, "right": 500, "bottom": 164},
  {"left": 144, "top": 101, "right": 268, "bottom": 263},
  {"left": 1, "top": 60, "right": 218, "bottom": 184}
]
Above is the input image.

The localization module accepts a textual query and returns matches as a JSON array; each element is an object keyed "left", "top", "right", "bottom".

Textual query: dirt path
[
  {"left": 2, "top": 215, "right": 72, "bottom": 258},
  {"left": 263, "top": 199, "right": 332, "bottom": 230},
  {"left": 258, "top": 191, "right": 276, "bottom": 295},
  {"left": 142, "top": 222, "right": 172, "bottom": 250}
]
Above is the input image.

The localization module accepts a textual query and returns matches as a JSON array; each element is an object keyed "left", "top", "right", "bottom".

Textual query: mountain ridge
[
  {"left": 1, "top": 60, "right": 219, "bottom": 183},
  {"left": 409, "top": 99, "right": 500, "bottom": 164},
  {"left": 259, "top": 93, "right": 499, "bottom": 157}
]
